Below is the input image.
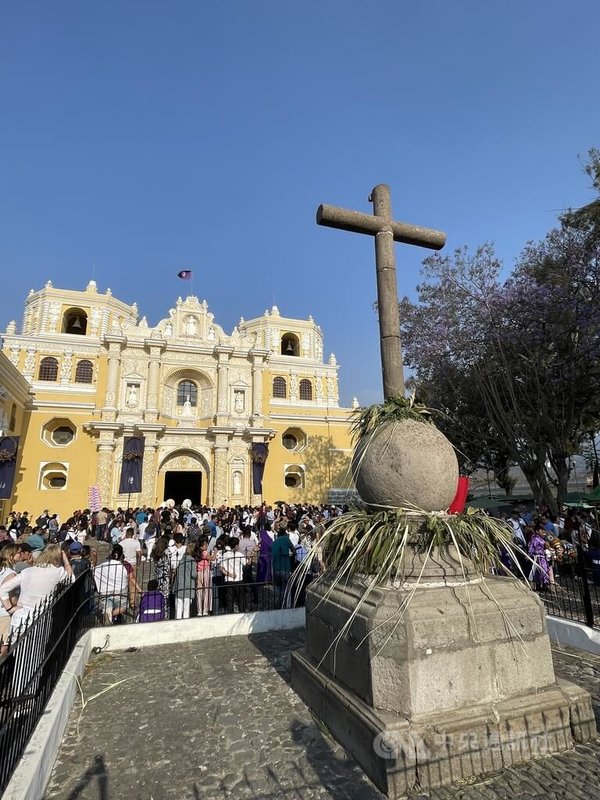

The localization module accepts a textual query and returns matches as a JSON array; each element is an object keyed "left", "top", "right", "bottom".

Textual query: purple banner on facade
[
  {"left": 250, "top": 443, "right": 269, "bottom": 495},
  {"left": 0, "top": 436, "right": 19, "bottom": 500},
  {"left": 119, "top": 436, "right": 145, "bottom": 494}
]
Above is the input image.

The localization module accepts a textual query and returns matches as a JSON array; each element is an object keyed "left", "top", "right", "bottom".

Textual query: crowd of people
[
  {"left": 500, "top": 507, "right": 600, "bottom": 590},
  {"left": 2, "top": 498, "right": 599, "bottom": 640},
  {"left": 0, "top": 502, "right": 346, "bottom": 637}
]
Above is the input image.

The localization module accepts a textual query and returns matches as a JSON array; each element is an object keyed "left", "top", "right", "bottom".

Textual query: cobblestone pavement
[{"left": 44, "top": 630, "right": 600, "bottom": 800}]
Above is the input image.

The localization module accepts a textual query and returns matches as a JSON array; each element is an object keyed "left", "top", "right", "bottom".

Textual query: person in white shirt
[
  {"left": 0, "top": 544, "right": 73, "bottom": 635},
  {"left": 169, "top": 533, "right": 187, "bottom": 571},
  {"left": 287, "top": 520, "right": 300, "bottom": 548},
  {"left": 0, "top": 543, "right": 18, "bottom": 642},
  {"left": 138, "top": 519, "right": 148, "bottom": 542},
  {"left": 221, "top": 537, "right": 245, "bottom": 613},
  {"left": 508, "top": 512, "right": 526, "bottom": 547},
  {"left": 1, "top": 544, "right": 74, "bottom": 697},
  {"left": 94, "top": 544, "right": 129, "bottom": 625},
  {"left": 120, "top": 528, "right": 141, "bottom": 566}
]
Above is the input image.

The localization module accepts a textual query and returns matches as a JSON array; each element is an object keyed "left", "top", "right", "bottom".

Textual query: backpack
[{"left": 188, "top": 524, "right": 201, "bottom": 543}]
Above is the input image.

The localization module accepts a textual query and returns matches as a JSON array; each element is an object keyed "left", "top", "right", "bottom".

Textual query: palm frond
[
  {"left": 350, "top": 395, "right": 433, "bottom": 443},
  {"left": 287, "top": 506, "right": 532, "bottom": 662}
]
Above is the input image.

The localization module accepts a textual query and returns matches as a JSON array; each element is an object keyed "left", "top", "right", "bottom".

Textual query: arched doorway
[{"left": 159, "top": 449, "right": 209, "bottom": 506}]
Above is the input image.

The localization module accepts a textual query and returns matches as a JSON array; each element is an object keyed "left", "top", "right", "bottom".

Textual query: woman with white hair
[
  {"left": 0, "top": 544, "right": 73, "bottom": 635},
  {"left": 0, "top": 544, "right": 73, "bottom": 707},
  {"left": 0, "top": 542, "right": 19, "bottom": 643}
]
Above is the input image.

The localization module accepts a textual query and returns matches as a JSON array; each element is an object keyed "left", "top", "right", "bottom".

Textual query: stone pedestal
[{"left": 291, "top": 550, "right": 596, "bottom": 796}]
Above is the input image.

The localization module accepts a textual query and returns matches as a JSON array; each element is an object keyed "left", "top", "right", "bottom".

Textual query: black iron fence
[
  {"left": 3, "top": 539, "right": 597, "bottom": 795},
  {"left": 0, "top": 554, "right": 310, "bottom": 793},
  {"left": 0, "top": 570, "right": 95, "bottom": 795},
  {"left": 92, "top": 552, "right": 311, "bottom": 625},
  {"left": 540, "top": 544, "right": 600, "bottom": 628}
]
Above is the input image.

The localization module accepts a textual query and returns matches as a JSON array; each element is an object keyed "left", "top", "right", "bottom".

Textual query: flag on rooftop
[{"left": 177, "top": 270, "right": 192, "bottom": 280}]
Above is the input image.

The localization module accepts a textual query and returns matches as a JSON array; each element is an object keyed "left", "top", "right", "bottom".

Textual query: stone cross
[{"left": 317, "top": 184, "right": 446, "bottom": 399}]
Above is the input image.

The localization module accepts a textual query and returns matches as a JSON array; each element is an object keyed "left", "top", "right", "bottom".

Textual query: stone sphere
[{"left": 352, "top": 419, "right": 459, "bottom": 511}]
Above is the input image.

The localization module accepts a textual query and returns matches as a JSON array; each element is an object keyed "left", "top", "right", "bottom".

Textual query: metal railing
[
  {"left": 0, "top": 571, "right": 95, "bottom": 794},
  {"left": 90, "top": 553, "right": 313, "bottom": 624},
  {"left": 539, "top": 544, "right": 600, "bottom": 628},
  {"left": 0, "top": 554, "right": 312, "bottom": 791}
]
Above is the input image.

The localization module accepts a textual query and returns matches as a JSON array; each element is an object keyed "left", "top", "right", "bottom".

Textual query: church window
[
  {"left": 284, "top": 464, "right": 305, "bottom": 489},
  {"left": 177, "top": 380, "right": 198, "bottom": 407},
  {"left": 39, "top": 461, "right": 68, "bottom": 490},
  {"left": 52, "top": 426, "right": 75, "bottom": 445},
  {"left": 281, "top": 427, "right": 306, "bottom": 451},
  {"left": 283, "top": 433, "right": 298, "bottom": 450},
  {"left": 281, "top": 333, "right": 299, "bottom": 356},
  {"left": 38, "top": 357, "right": 59, "bottom": 381},
  {"left": 75, "top": 359, "right": 94, "bottom": 383},
  {"left": 273, "top": 377, "right": 287, "bottom": 398},
  {"left": 62, "top": 308, "right": 88, "bottom": 335},
  {"left": 42, "top": 418, "right": 77, "bottom": 447},
  {"left": 299, "top": 379, "right": 313, "bottom": 400}
]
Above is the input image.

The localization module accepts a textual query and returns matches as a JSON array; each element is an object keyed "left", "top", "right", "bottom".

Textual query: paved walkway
[{"left": 44, "top": 629, "right": 600, "bottom": 800}]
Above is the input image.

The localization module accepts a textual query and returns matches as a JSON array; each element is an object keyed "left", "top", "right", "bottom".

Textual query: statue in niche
[
  {"left": 207, "top": 326, "right": 216, "bottom": 341},
  {"left": 186, "top": 316, "right": 198, "bottom": 336},
  {"left": 164, "top": 321, "right": 173, "bottom": 337},
  {"left": 127, "top": 385, "right": 138, "bottom": 406},
  {"left": 181, "top": 396, "right": 194, "bottom": 418},
  {"left": 234, "top": 390, "right": 245, "bottom": 413},
  {"left": 232, "top": 471, "right": 242, "bottom": 495}
]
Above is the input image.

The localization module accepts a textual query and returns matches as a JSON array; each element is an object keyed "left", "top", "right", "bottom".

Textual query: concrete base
[
  {"left": 291, "top": 566, "right": 597, "bottom": 797},
  {"left": 293, "top": 650, "right": 594, "bottom": 797}
]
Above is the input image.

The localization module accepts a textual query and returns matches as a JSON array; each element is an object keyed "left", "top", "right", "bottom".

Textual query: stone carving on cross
[{"left": 317, "top": 184, "right": 446, "bottom": 399}]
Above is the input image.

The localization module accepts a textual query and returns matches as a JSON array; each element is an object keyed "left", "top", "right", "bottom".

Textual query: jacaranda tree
[{"left": 401, "top": 212, "right": 600, "bottom": 514}]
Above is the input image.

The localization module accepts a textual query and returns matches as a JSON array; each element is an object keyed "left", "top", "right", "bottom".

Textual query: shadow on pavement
[
  {"left": 247, "top": 629, "right": 383, "bottom": 799},
  {"left": 63, "top": 754, "right": 108, "bottom": 800}
]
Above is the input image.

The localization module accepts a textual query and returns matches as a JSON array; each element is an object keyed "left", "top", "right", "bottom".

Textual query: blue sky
[{"left": 1, "top": 1, "right": 598, "bottom": 406}]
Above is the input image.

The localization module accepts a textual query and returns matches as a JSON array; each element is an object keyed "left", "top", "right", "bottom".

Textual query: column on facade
[
  {"left": 315, "top": 371, "right": 325, "bottom": 403},
  {"left": 23, "top": 349, "right": 36, "bottom": 382},
  {"left": 141, "top": 435, "right": 159, "bottom": 506},
  {"left": 40, "top": 300, "right": 50, "bottom": 334},
  {"left": 103, "top": 341, "right": 122, "bottom": 413},
  {"left": 212, "top": 440, "right": 229, "bottom": 505},
  {"left": 59, "top": 350, "right": 73, "bottom": 385},
  {"left": 215, "top": 347, "right": 232, "bottom": 424},
  {"left": 251, "top": 353, "right": 265, "bottom": 425},
  {"left": 96, "top": 438, "right": 116, "bottom": 508},
  {"left": 145, "top": 343, "right": 163, "bottom": 421},
  {"left": 290, "top": 372, "right": 298, "bottom": 403}
]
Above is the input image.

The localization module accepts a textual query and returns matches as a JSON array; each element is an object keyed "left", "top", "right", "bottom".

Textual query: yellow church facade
[{"left": 0, "top": 280, "right": 355, "bottom": 519}]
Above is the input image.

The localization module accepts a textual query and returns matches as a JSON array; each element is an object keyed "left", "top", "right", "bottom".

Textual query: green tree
[{"left": 401, "top": 222, "right": 600, "bottom": 514}]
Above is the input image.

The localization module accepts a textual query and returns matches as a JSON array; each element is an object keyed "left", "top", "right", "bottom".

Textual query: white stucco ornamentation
[
  {"left": 23, "top": 350, "right": 36, "bottom": 380},
  {"left": 5, "top": 285, "right": 354, "bottom": 514}
]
